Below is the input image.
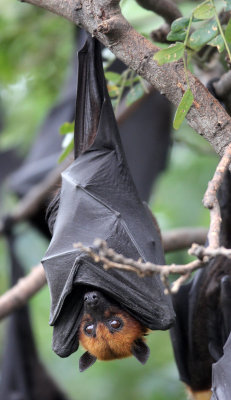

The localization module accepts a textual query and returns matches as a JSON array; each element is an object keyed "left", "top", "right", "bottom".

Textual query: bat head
[{"left": 78, "top": 290, "right": 150, "bottom": 372}]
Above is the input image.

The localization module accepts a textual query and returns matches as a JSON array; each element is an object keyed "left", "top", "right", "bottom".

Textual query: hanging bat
[
  {"left": 42, "top": 35, "right": 175, "bottom": 371},
  {"left": 170, "top": 171, "right": 231, "bottom": 400}
]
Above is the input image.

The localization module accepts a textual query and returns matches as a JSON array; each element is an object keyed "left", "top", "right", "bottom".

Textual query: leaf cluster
[{"left": 153, "top": 0, "right": 231, "bottom": 128}]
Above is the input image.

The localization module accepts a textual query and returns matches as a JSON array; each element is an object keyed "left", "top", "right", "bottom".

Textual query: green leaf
[
  {"left": 173, "top": 89, "right": 194, "bottom": 130},
  {"left": 193, "top": 0, "right": 215, "bottom": 20},
  {"left": 188, "top": 19, "right": 218, "bottom": 50},
  {"left": 224, "top": 0, "right": 231, "bottom": 12},
  {"left": 153, "top": 43, "right": 184, "bottom": 65},
  {"left": 104, "top": 71, "right": 121, "bottom": 84},
  {"left": 167, "top": 31, "right": 186, "bottom": 42},
  {"left": 108, "top": 84, "right": 120, "bottom": 98},
  {"left": 126, "top": 83, "right": 145, "bottom": 106},
  {"left": 208, "top": 34, "right": 225, "bottom": 53},
  {"left": 60, "top": 121, "right": 75, "bottom": 135},
  {"left": 171, "top": 17, "right": 190, "bottom": 33},
  {"left": 225, "top": 18, "right": 231, "bottom": 44},
  {"left": 58, "top": 136, "right": 74, "bottom": 163}
]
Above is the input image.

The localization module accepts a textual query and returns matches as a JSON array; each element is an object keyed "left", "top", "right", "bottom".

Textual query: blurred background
[{"left": 0, "top": 1, "right": 218, "bottom": 399}]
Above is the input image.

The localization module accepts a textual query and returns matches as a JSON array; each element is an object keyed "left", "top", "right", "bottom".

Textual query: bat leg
[{"left": 186, "top": 386, "right": 212, "bottom": 400}]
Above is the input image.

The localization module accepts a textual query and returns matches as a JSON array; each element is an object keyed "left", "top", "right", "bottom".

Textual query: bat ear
[
  {"left": 131, "top": 338, "right": 150, "bottom": 365},
  {"left": 79, "top": 351, "right": 97, "bottom": 372}
]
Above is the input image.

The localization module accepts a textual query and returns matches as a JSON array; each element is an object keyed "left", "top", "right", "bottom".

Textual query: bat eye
[
  {"left": 110, "top": 319, "right": 123, "bottom": 330},
  {"left": 84, "top": 324, "right": 94, "bottom": 336}
]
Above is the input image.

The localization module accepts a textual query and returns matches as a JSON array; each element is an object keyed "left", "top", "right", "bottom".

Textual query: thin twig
[
  {"left": 203, "top": 142, "right": 231, "bottom": 248},
  {"left": 189, "top": 243, "right": 231, "bottom": 260},
  {"left": 74, "top": 239, "right": 203, "bottom": 284},
  {"left": 171, "top": 272, "right": 191, "bottom": 294},
  {"left": 0, "top": 228, "right": 209, "bottom": 319}
]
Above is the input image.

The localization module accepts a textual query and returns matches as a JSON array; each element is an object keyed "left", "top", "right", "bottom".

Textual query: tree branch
[
  {"left": 0, "top": 160, "right": 69, "bottom": 235},
  {"left": 74, "top": 239, "right": 203, "bottom": 294},
  {"left": 0, "top": 264, "right": 46, "bottom": 320},
  {"left": 135, "top": 0, "right": 182, "bottom": 24},
  {"left": 203, "top": 142, "right": 231, "bottom": 248},
  {"left": 189, "top": 243, "right": 231, "bottom": 260},
  {"left": 21, "top": 0, "right": 231, "bottom": 159},
  {"left": 163, "top": 227, "right": 207, "bottom": 252},
  {"left": 0, "top": 226, "right": 209, "bottom": 320}
]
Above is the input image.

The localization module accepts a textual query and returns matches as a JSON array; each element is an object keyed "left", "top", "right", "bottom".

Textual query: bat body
[
  {"left": 42, "top": 35, "right": 175, "bottom": 368},
  {"left": 170, "top": 172, "right": 231, "bottom": 399}
]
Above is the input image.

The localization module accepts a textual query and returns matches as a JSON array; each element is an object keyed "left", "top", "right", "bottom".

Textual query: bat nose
[{"left": 84, "top": 291, "right": 99, "bottom": 307}]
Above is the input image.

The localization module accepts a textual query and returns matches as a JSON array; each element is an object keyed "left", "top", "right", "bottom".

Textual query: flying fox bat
[
  {"left": 42, "top": 35, "right": 175, "bottom": 370},
  {"left": 0, "top": 226, "right": 69, "bottom": 400},
  {"left": 170, "top": 171, "right": 231, "bottom": 400}
]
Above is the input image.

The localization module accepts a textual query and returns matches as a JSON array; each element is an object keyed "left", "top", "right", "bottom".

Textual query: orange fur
[
  {"left": 79, "top": 310, "right": 147, "bottom": 360},
  {"left": 186, "top": 386, "right": 212, "bottom": 400}
]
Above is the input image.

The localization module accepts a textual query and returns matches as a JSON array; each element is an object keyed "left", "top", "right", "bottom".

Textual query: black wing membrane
[
  {"left": 42, "top": 36, "right": 175, "bottom": 358},
  {"left": 211, "top": 332, "right": 231, "bottom": 399},
  {"left": 170, "top": 171, "right": 231, "bottom": 395}
]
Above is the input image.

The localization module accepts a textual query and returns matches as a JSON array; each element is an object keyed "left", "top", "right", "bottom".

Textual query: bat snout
[{"left": 84, "top": 291, "right": 100, "bottom": 308}]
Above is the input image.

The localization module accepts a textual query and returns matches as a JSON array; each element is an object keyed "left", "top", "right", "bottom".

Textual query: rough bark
[{"left": 22, "top": 0, "right": 231, "bottom": 158}]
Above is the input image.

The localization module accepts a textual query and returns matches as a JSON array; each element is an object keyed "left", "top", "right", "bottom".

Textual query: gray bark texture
[{"left": 22, "top": 0, "right": 231, "bottom": 157}]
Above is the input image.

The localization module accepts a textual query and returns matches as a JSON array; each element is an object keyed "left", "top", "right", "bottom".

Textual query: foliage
[
  {"left": 154, "top": 0, "right": 231, "bottom": 128},
  {"left": 0, "top": 2, "right": 72, "bottom": 152}
]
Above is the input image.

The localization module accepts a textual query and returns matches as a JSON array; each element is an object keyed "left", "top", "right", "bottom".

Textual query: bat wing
[
  {"left": 211, "top": 332, "right": 231, "bottom": 400},
  {"left": 170, "top": 282, "right": 192, "bottom": 386}
]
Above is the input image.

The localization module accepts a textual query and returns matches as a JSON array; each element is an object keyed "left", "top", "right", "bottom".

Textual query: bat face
[{"left": 78, "top": 291, "right": 150, "bottom": 371}]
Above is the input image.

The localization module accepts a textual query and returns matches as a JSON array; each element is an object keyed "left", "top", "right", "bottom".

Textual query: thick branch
[
  {"left": 163, "top": 227, "right": 207, "bottom": 252},
  {"left": 0, "top": 160, "right": 70, "bottom": 235},
  {"left": 22, "top": 0, "right": 231, "bottom": 159},
  {"left": 0, "top": 264, "right": 46, "bottom": 320}
]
